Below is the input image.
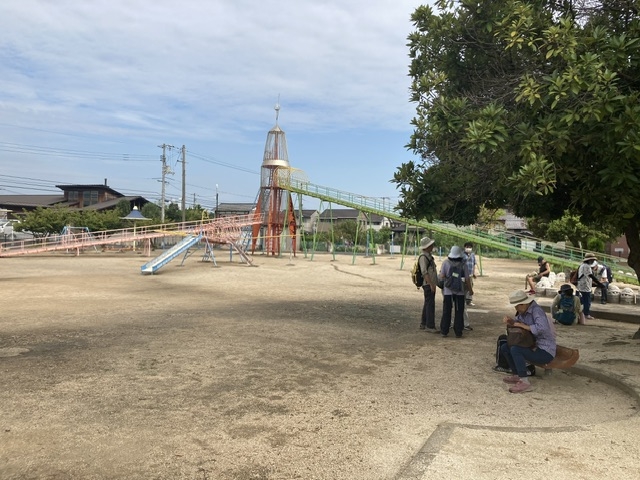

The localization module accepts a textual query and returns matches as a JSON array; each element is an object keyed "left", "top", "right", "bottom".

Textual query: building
[
  {"left": 0, "top": 180, "right": 149, "bottom": 218},
  {"left": 315, "top": 208, "right": 389, "bottom": 233}
]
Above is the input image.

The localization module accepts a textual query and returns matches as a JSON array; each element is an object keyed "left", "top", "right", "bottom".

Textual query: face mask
[
  {"left": 590, "top": 261, "right": 597, "bottom": 267},
  {"left": 464, "top": 248, "right": 472, "bottom": 253}
]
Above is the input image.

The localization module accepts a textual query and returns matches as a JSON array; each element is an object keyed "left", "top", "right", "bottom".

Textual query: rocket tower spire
[{"left": 251, "top": 103, "right": 297, "bottom": 255}]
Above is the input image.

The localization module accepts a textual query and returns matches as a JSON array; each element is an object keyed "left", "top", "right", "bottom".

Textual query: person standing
[
  {"left": 577, "top": 253, "right": 603, "bottom": 320},
  {"left": 418, "top": 237, "right": 439, "bottom": 333},
  {"left": 438, "top": 245, "right": 473, "bottom": 338},
  {"left": 595, "top": 263, "right": 610, "bottom": 304},
  {"left": 462, "top": 242, "right": 478, "bottom": 331},
  {"left": 500, "top": 290, "right": 556, "bottom": 393}
]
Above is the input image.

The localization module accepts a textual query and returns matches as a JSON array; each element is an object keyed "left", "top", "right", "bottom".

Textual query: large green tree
[{"left": 394, "top": 0, "right": 640, "bottom": 277}]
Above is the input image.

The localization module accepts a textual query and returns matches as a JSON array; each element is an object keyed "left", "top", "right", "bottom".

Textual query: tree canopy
[{"left": 394, "top": 0, "right": 640, "bottom": 276}]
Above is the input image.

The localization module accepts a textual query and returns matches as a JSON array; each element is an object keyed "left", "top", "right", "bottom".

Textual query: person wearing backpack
[
  {"left": 437, "top": 245, "right": 473, "bottom": 338},
  {"left": 500, "top": 290, "right": 556, "bottom": 393},
  {"left": 418, "top": 237, "right": 439, "bottom": 333},
  {"left": 551, "top": 284, "right": 583, "bottom": 325}
]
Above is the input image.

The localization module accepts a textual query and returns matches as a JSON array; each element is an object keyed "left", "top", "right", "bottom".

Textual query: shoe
[
  {"left": 527, "top": 289, "right": 536, "bottom": 294},
  {"left": 601, "top": 301, "right": 607, "bottom": 305},
  {"left": 586, "top": 315, "right": 595, "bottom": 320},
  {"left": 425, "top": 327, "right": 438, "bottom": 333},
  {"left": 509, "top": 380, "right": 533, "bottom": 393},
  {"left": 455, "top": 334, "right": 462, "bottom": 338},
  {"left": 419, "top": 324, "right": 426, "bottom": 330},
  {"left": 502, "top": 375, "right": 520, "bottom": 384},
  {"left": 493, "top": 366, "right": 511, "bottom": 374},
  {"left": 464, "top": 326, "right": 473, "bottom": 331},
  {"left": 467, "top": 302, "right": 476, "bottom": 306},
  {"left": 441, "top": 333, "right": 448, "bottom": 337}
]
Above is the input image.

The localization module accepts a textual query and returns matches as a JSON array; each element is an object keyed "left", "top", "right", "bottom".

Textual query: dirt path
[{"left": 1, "top": 252, "right": 638, "bottom": 479}]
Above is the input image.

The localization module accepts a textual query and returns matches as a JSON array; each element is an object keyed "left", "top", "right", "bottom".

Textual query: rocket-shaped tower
[{"left": 251, "top": 104, "right": 297, "bottom": 255}]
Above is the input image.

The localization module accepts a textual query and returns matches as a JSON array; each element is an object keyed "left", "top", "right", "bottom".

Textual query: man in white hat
[
  {"left": 418, "top": 237, "right": 439, "bottom": 333},
  {"left": 500, "top": 290, "right": 556, "bottom": 393}
]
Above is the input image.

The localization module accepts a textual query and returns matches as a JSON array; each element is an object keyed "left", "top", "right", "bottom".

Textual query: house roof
[
  {"left": 217, "top": 202, "right": 255, "bottom": 213},
  {"left": 500, "top": 212, "right": 528, "bottom": 230},
  {"left": 318, "top": 208, "right": 385, "bottom": 223},
  {"left": 56, "top": 184, "right": 124, "bottom": 197},
  {"left": 0, "top": 195, "right": 65, "bottom": 209},
  {"left": 82, "top": 196, "right": 148, "bottom": 211}
]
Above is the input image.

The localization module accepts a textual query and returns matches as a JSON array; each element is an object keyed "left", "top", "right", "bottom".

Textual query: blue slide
[{"left": 140, "top": 234, "right": 202, "bottom": 274}]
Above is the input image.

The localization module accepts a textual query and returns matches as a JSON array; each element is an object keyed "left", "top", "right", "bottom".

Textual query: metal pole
[
  {"left": 181, "top": 145, "right": 186, "bottom": 223},
  {"left": 159, "top": 144, "right": 167, "bottom": 223}
]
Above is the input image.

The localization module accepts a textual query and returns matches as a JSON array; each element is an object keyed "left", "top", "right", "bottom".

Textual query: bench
[{"left": 534, "top": 345, "right": 579, "bottom": 373}]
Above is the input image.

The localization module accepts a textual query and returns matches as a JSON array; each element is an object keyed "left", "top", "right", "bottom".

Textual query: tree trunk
[{"left": 624, "top": 215, "right": 640, "bottom": 281}]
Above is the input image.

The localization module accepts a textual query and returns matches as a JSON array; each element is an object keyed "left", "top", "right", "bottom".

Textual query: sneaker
[
  {"left": 502, "top": 375, "right": 520, "bottom": 384},
  {"left": 464, "top": 326, "right": 473, "bottom": 331},
  {"left": 441, "top": 333, "right": 448, "bottom": 338},
  {"left": 425, "top": 327, "right": 438, "bottom": 333},
  {"left": 455, "top": 334, "right": 462, "bottom": 338},
  {"left": 419, "top": 324, "right": 426, "bottom": 330},
  {"left": 493, "top": 366, "right": 511, "bottom": 374},
  {"left": 467, "top": 302, "right": 476, "bottom": 306},
  {"left": 509, "top": 380, "right": 533, "bottom": 394}
]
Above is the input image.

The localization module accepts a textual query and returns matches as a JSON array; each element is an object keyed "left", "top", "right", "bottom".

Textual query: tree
[
  {"left": 394, "top": 0, "right": 640, "bottom": 278},
  {"left": 16, "top": 206, "right": 126, "bottom": 236}
]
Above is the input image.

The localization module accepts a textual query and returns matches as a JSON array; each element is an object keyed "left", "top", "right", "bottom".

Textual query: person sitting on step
[
  {"left": 525, "top": 256, "right": 550, "bottom": 294},
  {"left": 551, "top": 284, "right": 583, "bottom": 325}
]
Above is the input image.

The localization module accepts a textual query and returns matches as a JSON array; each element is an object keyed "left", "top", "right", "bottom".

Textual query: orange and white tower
[{"left": 251, "top": 103, "right": 297, "bottom": 255}]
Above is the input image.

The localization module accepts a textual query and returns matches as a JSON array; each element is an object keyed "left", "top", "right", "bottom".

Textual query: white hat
[
  {"left": 509, "top": 290, "right": 535, "bottom": 306},
  {"left": 420, "top": 237, "right": 435, "bottom": 250},
  {"left": 448, "top": 245, "right": 463, "bottom": 258}
]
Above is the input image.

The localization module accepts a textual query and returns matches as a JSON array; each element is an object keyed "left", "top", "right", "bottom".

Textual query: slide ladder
[{"left": 141, "top": 234, "right": 202, "bottom": 275}]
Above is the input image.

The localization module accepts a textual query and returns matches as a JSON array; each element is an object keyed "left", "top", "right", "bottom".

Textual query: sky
[{"left": 0, "top": 0, "right": 430, "bottom": 212}]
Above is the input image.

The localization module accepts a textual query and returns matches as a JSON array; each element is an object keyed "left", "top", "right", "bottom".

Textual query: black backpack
[
  {"left": 411, "top": 254, "right": 426, "bottom": 289},
  {"left": 444, "top": 259, "right": 464, "bottom": 292},
  {"left": 495, "top": 334, "right": 536, "bottom": 375}
]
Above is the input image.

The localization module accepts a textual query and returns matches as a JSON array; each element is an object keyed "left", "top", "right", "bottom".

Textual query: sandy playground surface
[{"left": 0, "top": 251, "right": 639, "bottom": 480}]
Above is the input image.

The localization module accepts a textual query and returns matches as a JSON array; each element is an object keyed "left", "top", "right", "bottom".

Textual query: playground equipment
[{"left": 251, "top": 103, "right": 297, "bottom": 256}]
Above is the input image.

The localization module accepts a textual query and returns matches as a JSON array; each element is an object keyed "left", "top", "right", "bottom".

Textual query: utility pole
[
  {"left": 215, "top": 184, "right": 219, "bottom": 218},
  {"left": 181, "top": 145, "right": 186, "bottom": 223},
  {"left": 158, "top": 143, "right": 174, "bottom": 223}
]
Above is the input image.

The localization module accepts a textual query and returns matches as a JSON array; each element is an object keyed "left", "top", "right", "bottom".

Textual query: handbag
[{"left": 506, "top": 326, "right": 536, "bottom": 348}]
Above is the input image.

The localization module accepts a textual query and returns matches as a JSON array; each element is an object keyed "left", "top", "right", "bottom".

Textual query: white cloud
[{"left": 0, "top": 0, "right": 428, "bottom": 206}]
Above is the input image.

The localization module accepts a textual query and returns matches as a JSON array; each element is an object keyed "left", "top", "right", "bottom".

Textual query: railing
[
  {"left": 0, "top": 214, "right": 263, "bottom": 257},
  {"left": 277, "top": 170, "right": 637, "bottom": 281}
]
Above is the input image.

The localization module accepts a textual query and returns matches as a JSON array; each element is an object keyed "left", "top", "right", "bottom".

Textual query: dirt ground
[{"left": 1, "top": 251, "right": 639, "bottom": 480}]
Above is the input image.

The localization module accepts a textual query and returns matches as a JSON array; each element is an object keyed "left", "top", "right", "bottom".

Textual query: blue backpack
[{"left": 554, "top": 295, "right": 576, "bottom": 325}]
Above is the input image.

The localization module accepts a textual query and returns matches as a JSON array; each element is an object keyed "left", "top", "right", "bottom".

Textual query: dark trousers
[
  {"left": 600, "top": 282, "right": 609, "bottom": 303},
  {"left": 421, "top": 285, "right": 436, "bottom": 329},
  {"left": 500, "top": 343, "right": 554, "bottom": 378},
  {"left": 440, "top": 294, "right": 465, "bottom": 336},
  {"left": 579, "top": 290, "right": 592, "bottom": 316}
]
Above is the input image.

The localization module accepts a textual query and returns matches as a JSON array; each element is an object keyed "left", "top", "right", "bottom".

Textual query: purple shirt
[{"left": 516, "top": 301, "right": 556, "bottom": 357}]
